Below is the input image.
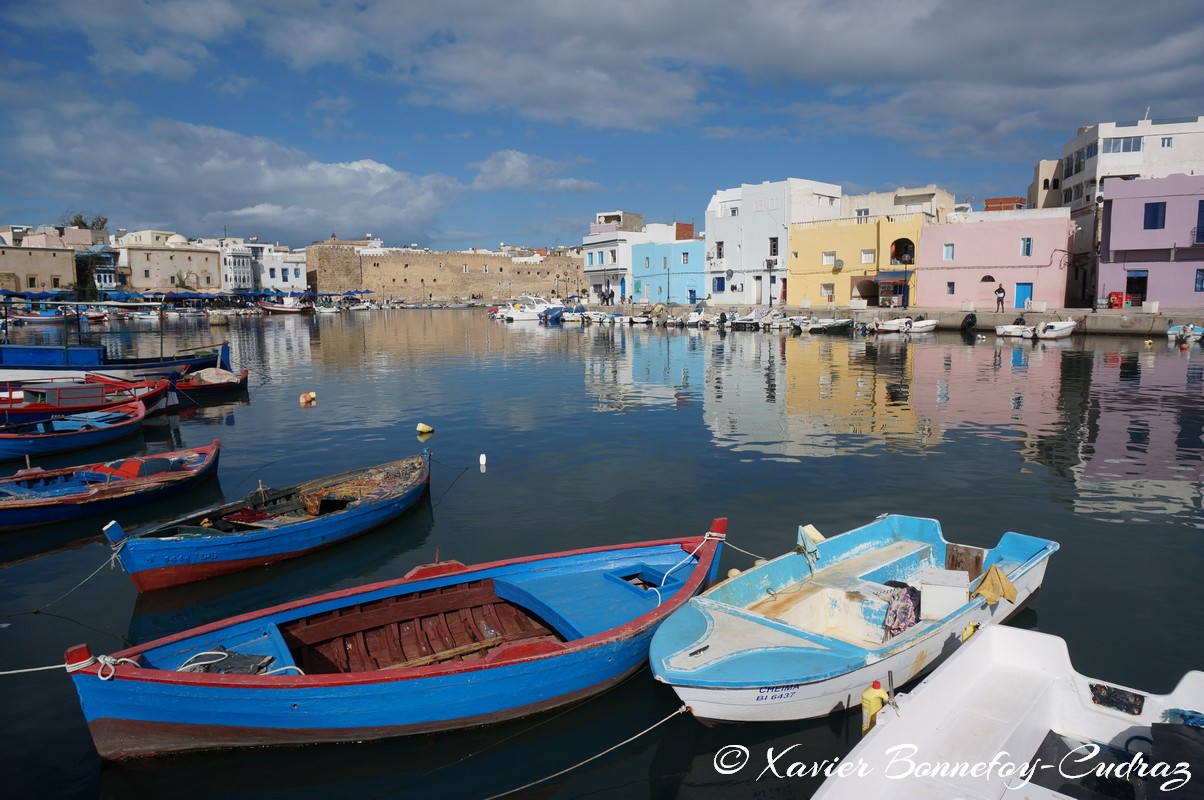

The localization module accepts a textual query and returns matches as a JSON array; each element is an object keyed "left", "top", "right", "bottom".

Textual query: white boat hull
[
  {"left": 995, "top": 324, "right": 1034, "bottom": 337},
  {"left": 1034, "top": 320, "right": 1076, "bottom": 339},
  {"left": 658, "top": 558, "right": 1051, "bottom": 723}
]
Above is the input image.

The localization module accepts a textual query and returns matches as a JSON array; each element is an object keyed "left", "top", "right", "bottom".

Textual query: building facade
[
  {"left": 630, "top": 235, "right": 705, "bottom": 305},
  {"left": 914, "top": 208, "right": 1073, "bottom": 311},
  {"left": 1099, "top": 173, "right": 1204, "bottom": 309},
  {"left": 705, "top": 178, "right": 842, "bottom": 308},
  {"left": 114, "top": 231, "right": 220, "bottom": 293},
  {"left": 787, "top": 186, "right": 953, "bottom": 309},
  {"left": 582, "top": 211, "right": 679, "bottom": 304},
  {"left": 1034, "top": 115, "right": 1204, "bottom": 305}
]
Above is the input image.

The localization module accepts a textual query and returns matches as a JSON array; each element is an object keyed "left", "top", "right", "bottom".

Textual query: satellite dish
[
  {"left": 834, "top": 259, "right": 844, "bottom": 271},
  {"left": 725, "top": 269, "right": 734, "bottom": 280}
]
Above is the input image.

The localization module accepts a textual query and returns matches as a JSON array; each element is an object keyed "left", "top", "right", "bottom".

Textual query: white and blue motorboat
[{"left": 649, "top": 514, "right": 1059, "bottom": 723}]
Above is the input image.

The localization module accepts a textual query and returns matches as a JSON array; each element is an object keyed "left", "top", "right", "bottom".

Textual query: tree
[{"left": 59, "top": 210, "right": 109, "bottom": 230}]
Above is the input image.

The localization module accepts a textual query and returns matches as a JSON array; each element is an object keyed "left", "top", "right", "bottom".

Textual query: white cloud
[
  {"left": 469, "top": 150, "right": 599, "bottom": 192},
  {"left": 6, "top": 0, "right": 1201, "bottom": 144},
  {"left": 0, "top": 85, "right": 462, "bottom": 247}
]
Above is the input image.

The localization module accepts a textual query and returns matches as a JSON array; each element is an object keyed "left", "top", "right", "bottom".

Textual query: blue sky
[{"left": 1, "top": 1, "right": 1201, "bottom": 252}]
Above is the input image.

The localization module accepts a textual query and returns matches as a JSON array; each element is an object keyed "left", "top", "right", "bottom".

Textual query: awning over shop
[
  {"left": 1125, "top": 270, "right": 1149, "bottom": 277},
  {"left": 874, "top": 270, "right": 911, "bottom": 282}
]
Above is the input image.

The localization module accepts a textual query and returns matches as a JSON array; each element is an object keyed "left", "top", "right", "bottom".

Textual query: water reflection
[{"left": 560, "top": 324, "right": 1204, "bottom": 526}]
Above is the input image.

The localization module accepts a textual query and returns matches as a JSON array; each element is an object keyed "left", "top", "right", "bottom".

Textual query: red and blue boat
[
  {"left": 0, "top": 400, "right": 146, "bottom": 461},
  {"left": 0, "top": 440, "right": 220, "bottom": 531},
  {"left": 104, "top": 450, "right": 432, "bottom": 592},
  {"left": 0, "top": 375, "right": 174, "bottom": 422},
  {"left": 66, "top": 519, "right": 726, "bottom": 759}
]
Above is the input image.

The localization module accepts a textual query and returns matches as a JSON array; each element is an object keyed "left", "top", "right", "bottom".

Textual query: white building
[
  {"left": 1031, "top": 114, "right": 1204, "bottom": 305},
  {"left": 194, "top": 237, "right": 255, "bottom": 291},
  {"left": 582, "top": 211, "right": 693, "bottom": 304},
  {"left": 705, "top": 178, "right": 842, "bottom": 306},
  {"left": 260, "top": 245, "right": 307, "bottom": 293}
]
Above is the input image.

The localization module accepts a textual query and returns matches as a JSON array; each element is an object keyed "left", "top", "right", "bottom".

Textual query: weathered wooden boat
[
  {"left": 0, "top": 376, "right": 174, "bottom": 423},
  {"left": 66, "top": 519, "right": 727, "bottom": 759},
  {"left": 812, "top": 625, "right": 1204, "bottom": 800},
  {"left": 105, "top": 451, "right": 433, "bottom": 592},
  {"left": 256, "top": 300, "right": 312, "bottom": 314},
  {"left": 172, "top": 368, "right": 249, "bottom": 404},
  {"left": 0, "top": 400, "right": 146, "bottom": 461},
  {"left": 0, "top": 440, "right": 220, "bottom": 531},
  {"left": 649, "top": 514, "right": 1059, "bottom": 723},
  {"left": 0, "top": 340, "right": 231, "bottom": 382}
]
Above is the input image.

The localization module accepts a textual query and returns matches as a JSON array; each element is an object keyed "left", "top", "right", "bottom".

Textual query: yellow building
[{"left": 787, "top": 185, "right": 952, "bottom": 309}]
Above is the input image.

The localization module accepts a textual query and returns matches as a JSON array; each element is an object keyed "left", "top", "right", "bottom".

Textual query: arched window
[{"left": 981, "top": 275, "right": 996, "bottom": 283}]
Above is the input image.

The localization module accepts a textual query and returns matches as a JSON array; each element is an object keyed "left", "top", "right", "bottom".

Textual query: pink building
[
  {"left": 915, "top": 209, "right": 1073, "bottom": 311},
  {"left": 1100, "top": 173, "right": 1204, "bottom": 309}
]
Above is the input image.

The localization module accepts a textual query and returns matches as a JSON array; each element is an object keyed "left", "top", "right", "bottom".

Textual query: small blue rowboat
[
  {"left": 105, "top": 451, "right": 433, "bottom": 592},
  {"left": 0, "top": 400, "right": 146, "bottom": 461},
  {"left": 0, "top": 440, "right": 220, "bottom": 531},
  {"left": 66, "top": 519, "right": 727, "bottom": 759},
  {"left": 649, "top": 514, "right": 1059, "bottom": 724}
]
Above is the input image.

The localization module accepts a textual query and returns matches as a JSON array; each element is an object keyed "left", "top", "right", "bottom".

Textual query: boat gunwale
[{"left": 67, "top": 531, "right": 724, "bottom": 688}]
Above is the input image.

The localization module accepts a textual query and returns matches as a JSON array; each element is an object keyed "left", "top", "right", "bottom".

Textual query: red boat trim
[{"left": 67, "top": 521, "right": 727, "bottom": 689}]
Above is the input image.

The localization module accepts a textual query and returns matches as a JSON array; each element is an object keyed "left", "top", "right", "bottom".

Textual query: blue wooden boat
[
  {"left": 0, "top": 400, "right": 146, "bottom": 461},
  {"left": 66, "top": 519, "right": 727, "bottom": 759},
  {"left": 105, "top": 451, "right": 433, "bottom": 592},
  {"left": 0, "top": 340, "right": 231, "bottom": 381},
  {"left": 0, "top": 440, "right": 220, "bottom": 531},
  {"left": 649, "top": 514, "right": 1059, "bottom": 723}
]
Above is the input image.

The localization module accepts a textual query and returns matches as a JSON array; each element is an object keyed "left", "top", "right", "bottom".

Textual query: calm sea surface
[{"left": 3, "top": 310, "right": 1202, "bottom": 799}]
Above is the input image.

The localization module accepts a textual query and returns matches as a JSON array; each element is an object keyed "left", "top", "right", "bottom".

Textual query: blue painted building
[{"left": 630, "top": 238, "right": 706, "bottom": 305}]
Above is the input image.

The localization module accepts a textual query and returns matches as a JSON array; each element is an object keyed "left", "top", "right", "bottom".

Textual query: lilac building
[{"left": 1100, "top": 173, "right": 1204, "bottom": 309}]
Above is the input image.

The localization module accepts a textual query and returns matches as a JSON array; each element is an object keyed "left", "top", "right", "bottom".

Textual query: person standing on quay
[{"left": 995, "top": 284, "right": 1006, "bottom": 312}]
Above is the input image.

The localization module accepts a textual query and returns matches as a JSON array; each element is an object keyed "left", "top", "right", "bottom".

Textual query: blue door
[{"left": 1015, "top": 283, "right": 1033, "bottom": 309}]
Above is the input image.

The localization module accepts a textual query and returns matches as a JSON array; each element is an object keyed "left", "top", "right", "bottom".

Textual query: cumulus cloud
[
  {"left": 0, "top": 85, "right": 462, "bottom": 247},
  {"left": 469, "top": 151, "right": 599, "bottom": 192},
  {"left": 5, "top": 0, "right": 1201, "bottom": 140}
]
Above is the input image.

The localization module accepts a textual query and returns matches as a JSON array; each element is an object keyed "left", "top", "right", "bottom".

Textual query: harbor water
[{"left": 2, "top": 310, "right": 1201, "bottom": 799}]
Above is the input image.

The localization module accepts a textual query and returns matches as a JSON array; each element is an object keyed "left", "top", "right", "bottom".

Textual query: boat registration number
[{"left": 755, "top": 684, "right": 800, "bottom": 701}]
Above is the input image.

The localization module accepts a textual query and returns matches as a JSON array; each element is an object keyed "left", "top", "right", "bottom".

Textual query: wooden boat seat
[{"left": 277, "top": 579, "right": 561, "bottom": 674}]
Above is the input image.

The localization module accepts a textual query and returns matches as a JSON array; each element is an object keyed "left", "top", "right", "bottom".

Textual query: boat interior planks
[{"left": 279, "top": 579, "right": 560, "bottom": 674}]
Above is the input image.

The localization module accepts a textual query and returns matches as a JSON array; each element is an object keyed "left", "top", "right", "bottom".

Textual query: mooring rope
[
  {"left": 482, "top": 705, "right": 691, "bottom": 800},
  {"left": 31, "top": 541, "right": 124, "bottom": 613},
  {"left": 429, "top": 456, "right": 471, "bottom": 509}
]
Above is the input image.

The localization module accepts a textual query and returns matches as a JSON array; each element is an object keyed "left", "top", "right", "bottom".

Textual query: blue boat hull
[
  {"left": 66, "top": 528, "right": 726, "bottom": 758},
  {"left": 0, "top": 408, "right": 144, "bottom": 461},
  {"left": 108, "top": 452, "right": 432, "bottom": 591},
  {"left": 0, "top": 341, "right": 231, "bottom": 379},
  {"left": 0, "top": 444, "right": 221, "bottom": 531}
]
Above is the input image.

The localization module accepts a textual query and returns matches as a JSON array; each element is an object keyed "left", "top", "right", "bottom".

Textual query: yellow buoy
[
  {"left": 416, "top": 423, "right": 434, "bottom": 434},
  {"left": 861, "top": 680, "right": 891, "bottom": 734}
]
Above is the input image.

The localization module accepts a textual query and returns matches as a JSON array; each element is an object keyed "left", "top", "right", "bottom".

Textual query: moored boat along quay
[
  {"left": 574, "top": 302, "right": 1204, "bottom": 337},
  {"left": 1, "top": 309, "right": 1202, "bottom": 800}
]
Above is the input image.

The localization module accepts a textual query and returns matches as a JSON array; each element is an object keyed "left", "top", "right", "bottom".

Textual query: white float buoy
[{"left": 479, "top": 453, "right": 487, "bottom": 466}]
